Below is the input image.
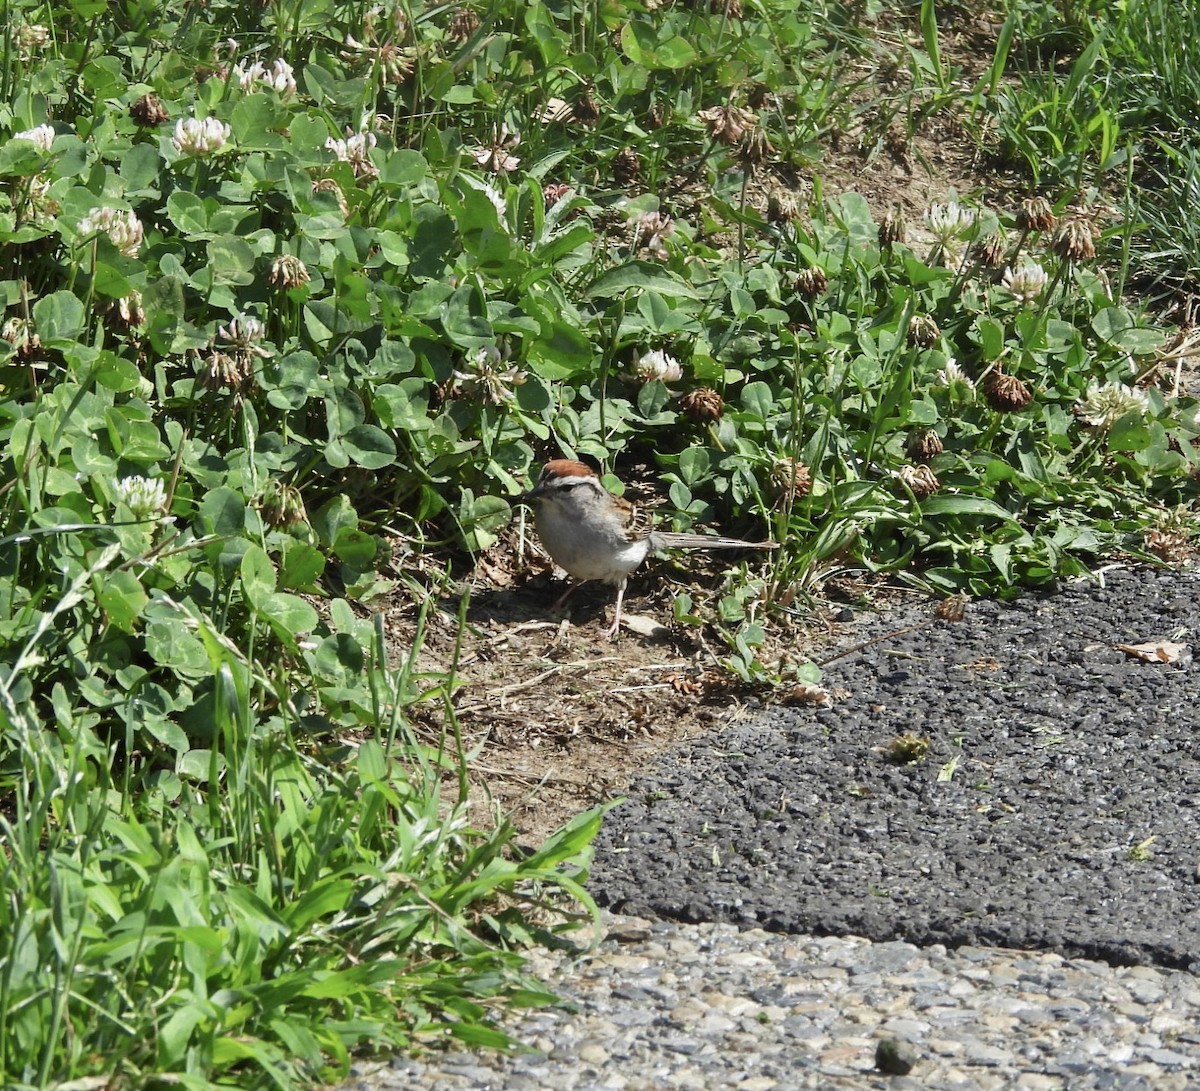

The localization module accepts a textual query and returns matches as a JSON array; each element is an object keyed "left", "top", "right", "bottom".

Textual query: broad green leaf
[
  {"left": 166, "top": 191, "right": 209, "bottom": 236},
  {"left": 240, "top": 545, "right": 277, "bottom": 609},
  {"left": 920, "top": 494, "right": 1019, "bottom": 521},
  {"left": 197, "top": 486, "right": 247, "bottom": 536},
  {"left": 343, "top": 424, "right": 396, "bottom": 468},
  {"left": 32, "top": 290, "right": 85, "bottom": 342}
]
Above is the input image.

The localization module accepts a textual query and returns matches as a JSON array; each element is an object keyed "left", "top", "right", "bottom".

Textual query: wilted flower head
[
  {"left": 312, "top": 177, "right": 349, "bottom": 217},
  {"left": 907, "top": 428, "right": 944, "bottom": 462},
  {"left": 172, "top": 115, "right": 232, "bottom": 157},
  {"left": 79, "top": 207, "right": 144, "bottom": 258},
  {"left": 767, "top": 187, "right": 800, "bottom": 225},
  {"left": 794, "top": 266, "right": 828, "bottom": 299},
  {"left": 114, "top": 475, "right": 168, "bottom": 519},
  {"left": 325, "top": 130, "right": 378, "bottom": 179},
  {"left": 452, "top": 344, "right": 526, "bottom": 404},
  {"left": 770, "top": 456, "right": 812, "bottom": 504},
  {"left": 341, "top": 35, "right": 415, "bottom": 85},
  {"left": 100, "top": 292, "right": 146, "bottom": 332},
  {"left": 971, "top": 231, "right": 1007, "bottom": 268},
  {"left": 1075, "top": 381, "right": 1150, "bottom": 430},
  {"left": 542, "top": 182, "right": 573, "bottom": 207},
  {"left": 11, "top": 124, "right": 55, "bottom": 151},
  {"left": 469, "top": 125, "right": 521, "bottom": 173},
  {"left": 635, "top": 210, "right": 674, "bottom": 259},
  {"left": 15, "top": 24, "right": 50, "bottom": 57},
  {"left": 697, "top": 104, "right": 756, "bottom": 146},
  {"left": 1001, "top": 261, "right": 1049, "bottom": 306},
  {"left": 908, "top": 314, "right": 940, "bottom": 348},
  {"left": 739, "top": 125, "right": 775, "bottom": 167},
  {"left": 679, "top": 387, "right": 724, "bottom": 422},
  {"left": 925, "top": 199, "right": 976, "bottom": 248},
  {"left": 630, "top": 348, "right": 683, "bottom": 384},
  {"left": 984, "top": 370, "right": 1033, "bottom": 412},
  {"left": 1051, "top": 216, "right": 1097, "bottom": 262},
  {"left": 199, "top": 350, "right": 252, "bottom": 394},
  {"left": 268, "top": 254, "right": 310, "bottom": 290},
  {"left": 896, "top": 463, "right": 940, "bottom": 499},
  {"left": 448, "top": 7, "right": 481, "bottom": 42},
  {"left": 130, "top": 94, "right": 169, "bottom": 126},
  {"left": 879, "top": 204, "right": 906, "bottom": 248},
  {"left": 612, "top": 146, "right": 641, "bottom": 184},
  {"left": 260, "top": 481, "right": 308, "bottom": 528},
  {"left": 934, "top": 357, "right": 974, "bottom": 390},
  {"left": 1016, "top": 195, "right": 1056, "bottom": 233}
]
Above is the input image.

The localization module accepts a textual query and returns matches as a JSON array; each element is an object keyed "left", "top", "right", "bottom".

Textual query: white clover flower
[
  {"left": 217, "top": 314, "right": 271, "bottom": 357},
  {"left": 12, "top": 124, "right": 55, "bottom": 151},
  {"left": 114, "top": 475, "right": 167, "bottom": 519},
  {"left": 235, "top": 59, "right": 296, "bottom": 97},
  {"left": 16, "top": 24, "right": 50, "bottom": 56},
  {"left": 325, "top": 130, "right": 378, "bottom": 179},
  {"left": 452, "top": 344, "right": 526, "bottom": 404},
  {"left": 635, "top": 210, "right": 674, "bottom": 260},
  {"left": 631, "top": 348, "right": 683, "bottom": 384},
  {"left": 934, "top": 357, "right": 974, "bottom": 390},
  {"left": 172, "top": 116, "right": 232, "bottom": 157},
  {"left": 1001, "top": 261, "right": 1049, "bottom": 306},
  {"left": 79, "top": 207, "right": 144, "bottom": 257},
  {"left": 1075, "top": 382, "right": 1151, "bottom": 431},
  {"left": 925, "top": 199, "right": 976, "bottom": 247}
]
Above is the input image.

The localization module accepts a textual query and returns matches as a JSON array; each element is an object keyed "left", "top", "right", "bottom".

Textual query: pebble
[{"left": 343, "top": 915, "right": 1200, "bottom": 1091}]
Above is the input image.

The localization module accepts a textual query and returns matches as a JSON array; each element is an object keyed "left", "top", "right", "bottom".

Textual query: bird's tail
[{"left": 648, "top": 532, "right": 778, "bottom": 551}]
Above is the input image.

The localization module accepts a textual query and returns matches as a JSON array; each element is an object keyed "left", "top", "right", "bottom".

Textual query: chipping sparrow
[{"left": 524, "top": 458, "right": 777, "bottom": 637}]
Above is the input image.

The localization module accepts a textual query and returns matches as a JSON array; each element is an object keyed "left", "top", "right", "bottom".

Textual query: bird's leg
[{"left": 604, "top": 579, "right": 627, "bottom": 639}]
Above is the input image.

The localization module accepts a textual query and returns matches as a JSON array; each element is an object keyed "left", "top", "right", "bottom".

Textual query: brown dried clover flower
[
  {"left": 573, "top": 90, "right": 601, "bottom": 124},
  {"left": 679, "top": 387, "right": 724, "bottom": 422},
  {"left": 260, "top": 481, "right": 307, "bottom": 529},
  {"left": 542, "top": 182, "right": 573, "bottom": 207},
  {"left": 738, "top": 126, "right": 775, "bottom": 167},
  {"left": 268, "top": 255, "right": 310, "bottom": 290},
  {"left": 907, "top": 314, "right": 940, "bottom": 348},
  {"left": 984, "top": 369, "right": 1033, "bottom": 411},
  {"left": 767, "top": 187, "right": 800, "bottom": 225},
  {"left": 1051, "top": 216, "right": 1097, "bottom": 262},
  {"left": 770, "top": 456, "right": 812, "bottom": 503},
  {"left": 198, "top": 349, "right": 252, "bottom": 394},
  {"left": 130, "top": 93, "right": 169, "bottom": 126},
  {"left": 101, "top": 292, "right": 146, "bottom": 332},
  {"left": 907, "top": 428, "right": 943, "bottom": 462},
  {"left": 447, "top": 7, "right": 480, "bottom": 42},
  {"left": 897, "top": 463, "right": 940, "bottom": 499},
  {"left": 1016, "top": 195, "right": 1056, "bottom": 233},
  {"left": 612, "top": 146, "right": 641, "bottom": 184},
  {"left": 879, "top": 204, "right": 906, "bottom": 248},
  {"left": 971, "top": 231, "right": 1008, "bottom": 269},
  {"left": 697, "top": 104, "right": 756, "bottom": 146},
  {"left": 794, "top": 266, "right": 828, "bottom": 299}
]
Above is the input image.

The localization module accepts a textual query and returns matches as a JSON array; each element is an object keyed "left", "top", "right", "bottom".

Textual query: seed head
[
  {"left": 268, "top": 254, "right": 310, "bottom": 290},
  {"left": 679, "top": 387, "right": 724, "bottom": 422},
  {"left": 130, "top": 94, "right": 169, "bottom": 126},
  {"left": 697, "top": 104, "right": 756, "bottom": 146},
  {"left": 738, "top": 125, "right": 775, "bottom": 167},
  {"left": 794, "top": 266, "right": 828, "bottom": 299},
  {"left": 260, "top": 481, "right": 308, "bottom": 529},
  {"left": 896, "top": 463, "right": 940, "bottom": 498},
  {"left": 878, "top": 204, "right": 906, "bottom": 248},
  {"left": 908, "top": 314, "right": 940, "bottom": 348},
  {"left": 984, "top": 370, "right": 1033, "bottom": 412},
  {"left": 613, "top": 146, "right": 641, "bottom": 184},
  {"left": 1051, "top": 216, "right": 1097, "bottom": 262},
  {"left": 1016, "top": 196, "right": 1056, "bottom": 233},
  {"left": 767, "top": 187, "right": 800, "bottom": 225},
  {"left": 907, "top": 428, "right": 943, "bottom": 462},
  {"left": 770, "top": 457, "right": 812, "bottom": 503}
]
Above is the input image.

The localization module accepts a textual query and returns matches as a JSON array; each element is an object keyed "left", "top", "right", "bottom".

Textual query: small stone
[{"left": 874, "top": 1037, "right": 919, "bottom": 1075}]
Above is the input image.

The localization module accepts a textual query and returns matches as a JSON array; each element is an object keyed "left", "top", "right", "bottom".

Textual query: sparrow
[{"left": 524, "top": 458, "right": 777, "bottom": 637}]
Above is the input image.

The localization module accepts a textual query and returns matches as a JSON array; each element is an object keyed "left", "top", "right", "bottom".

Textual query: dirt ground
[{"left": 375, "top": 14, "right": 1078, "bottom": 846}]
